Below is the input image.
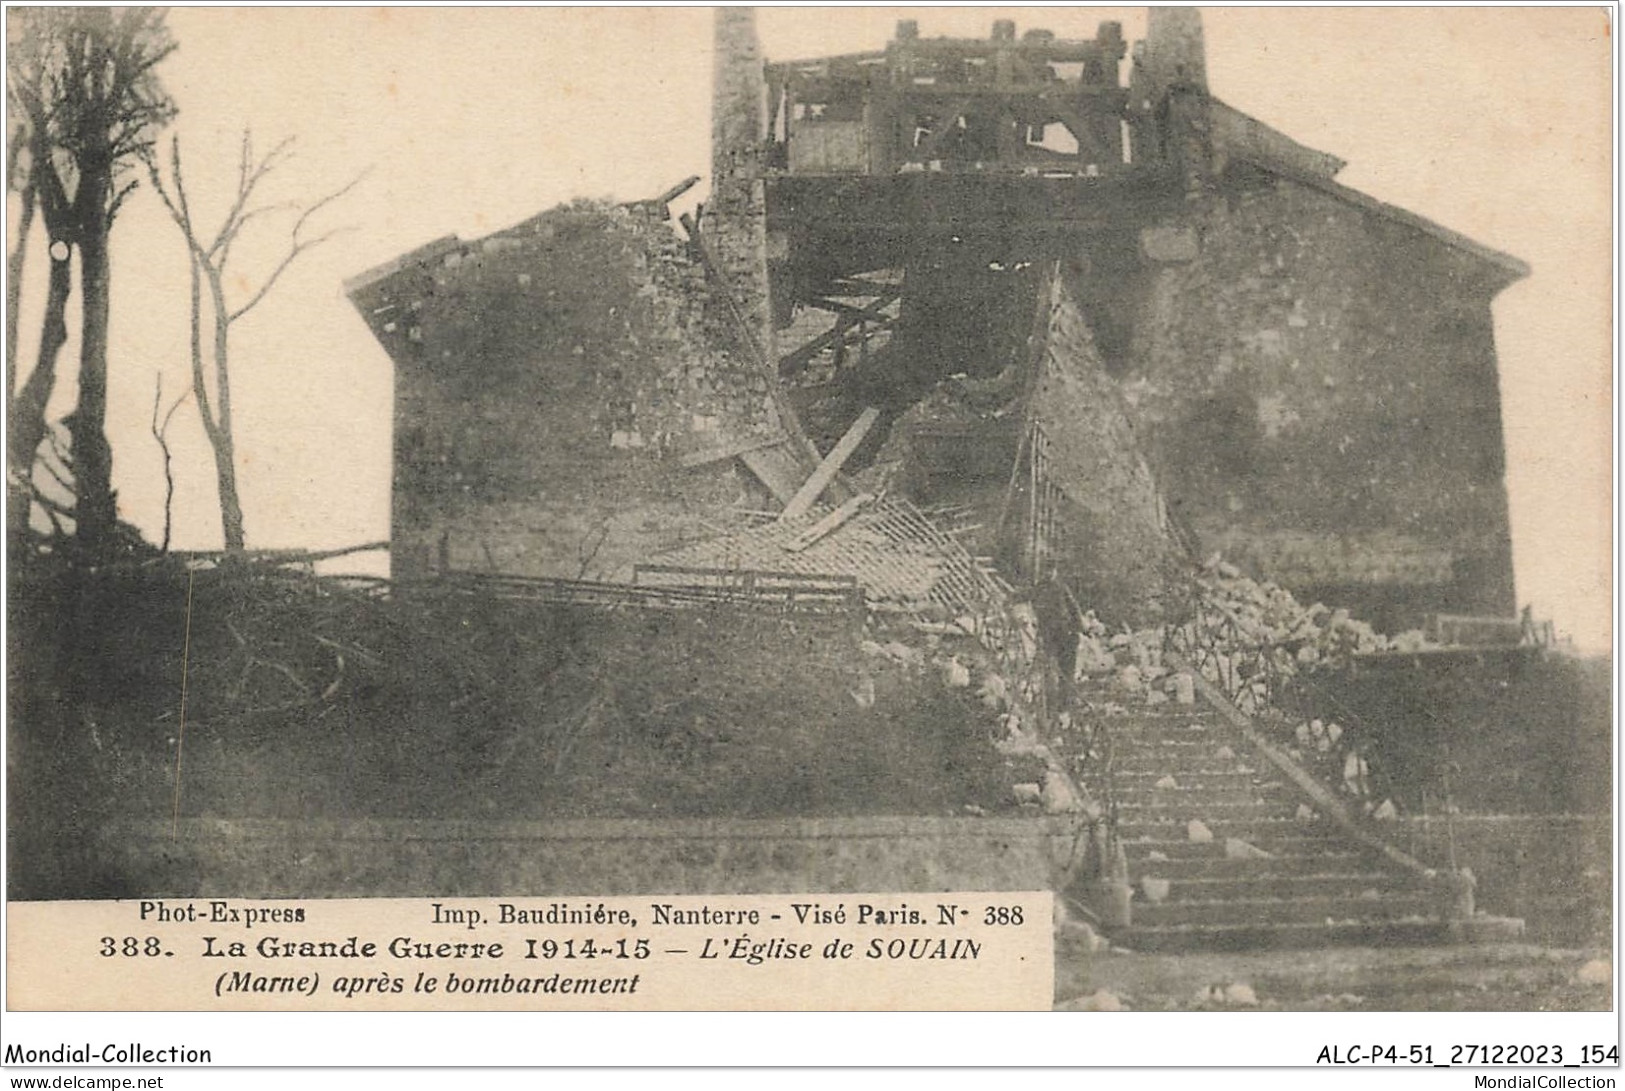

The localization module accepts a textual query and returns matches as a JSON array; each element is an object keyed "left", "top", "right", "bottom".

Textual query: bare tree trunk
[
  {"left": 7, "top": 176, "right": 37, "bottom": 404},
  {"left": 8, "top": 244, "right": 73, "bottom": 547},
  {"left": 211, "top": 412, "right": 246, "bottom": 551},
  {"left": 203, "top": 264, "right": 245, "bottom": 551},
  {"left": 147, "top": 132, "right": 361, "bottom": 553},
  {"left": 69, "top": 193, "right": 118, "bottom": 555}
]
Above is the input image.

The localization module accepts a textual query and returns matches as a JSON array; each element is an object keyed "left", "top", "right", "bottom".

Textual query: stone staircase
[{"left": 1071, "top": 676, "right": 1522, "bottom": 953}]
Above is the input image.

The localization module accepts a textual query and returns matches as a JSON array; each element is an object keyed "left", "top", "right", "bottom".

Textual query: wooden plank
[
  {"left": 778, "top": 407, "right": 881, "bottom": 522},
  {"left": 678, "top": 211, "right": 825, "bottom": 476},
  {"left": 740, "top": 445, "right": 807, "bottom": 505},
  {"left": 778, "top": 290, "right": 900, "bottom": 375},
  {"left": 805, "top": 289, "right": 900, "bottom": 319},
  {"left": 635, "top": 563, "right": 857, "bottom": 587},
  {"left": 911, "top": 97, "right": 974, "bottom": 162},
  {"left": 679, "top": 432, "right": 789, "bottom": 468},
  {"left": 785, "top": 493, "right": 874, "bottom": 553}
]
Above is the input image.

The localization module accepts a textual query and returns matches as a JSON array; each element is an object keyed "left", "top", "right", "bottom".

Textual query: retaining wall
[
  {"left": 1396, "top": 814, "right": 1612, "bottom": 948},
  {"left": 87, "top": 816, "right": 1090, "bottom": 901}
]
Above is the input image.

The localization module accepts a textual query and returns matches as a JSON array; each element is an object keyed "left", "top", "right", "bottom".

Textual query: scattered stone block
[
  {"left": 1042, "top": 770, "right": 1083, "bottom": 814},
  {"left": 1069, "top": 988, "right": 1128, "bottom": 1012},
  {"left": 1224, "top": 837, "right": 1272, "bottom": 860},
  {"left": 1224, "top": 983, "right": 1259, "bottom": 1007},
  {"left": 1576, "top": 959, "right": 1611, "bottom": 986},
  {"left": 1171, "top": 672, "right": 1196, "bottom": 704}
]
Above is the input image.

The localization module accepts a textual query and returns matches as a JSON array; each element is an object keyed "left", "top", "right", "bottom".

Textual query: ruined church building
[{"left": 347, "top": 10, "right": 1523, "bottom": 633}]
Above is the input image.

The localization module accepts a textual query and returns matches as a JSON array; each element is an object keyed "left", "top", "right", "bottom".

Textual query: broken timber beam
[
  {"left": 778, "top": 406, "right": 880, "bottom": 523},
  {"left": 680, "top": 432, "right": 790, "bottom": 468},
  {"left": 784, "top": 492, "right": 875, "bottom": 553},
  {"left": 678, "top": 209, "right": 832, "bottom": 484},
  {"left": 622, "top": 175, "right": 701, "bottom": 217},
  {"left": 804, "top": 288, "right": 901, "bottom": 320},
  {"left": 740, "top": 445, "right": 808, "bottom": 505},
  {"left": 779, "top": 311, "right": 899, "bottom": 375}
]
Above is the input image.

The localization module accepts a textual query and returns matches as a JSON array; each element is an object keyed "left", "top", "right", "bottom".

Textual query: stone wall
[
  {"left": 348, "top": 202, "right": 780, "bottom": 581},
  {"left": 87, "top": 816, "right": 1087, "bottom": 901},
  {"left": 1116, "top": 175, "right": 1517, "bottom": 631},
  {"left": 1030, "top": 273, "right": 1180, "bottom": 626},
  {"left": 1308, "top": 649, "right": 1612, "bottom": 817},
  {"left": 1397, "top": 815, "right": 1611, "bottom": 948}
]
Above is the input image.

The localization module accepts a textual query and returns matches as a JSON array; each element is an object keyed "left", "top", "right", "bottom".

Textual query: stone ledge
[{"left": 89, "top": 815, "right": 1091, "bottom": 901}]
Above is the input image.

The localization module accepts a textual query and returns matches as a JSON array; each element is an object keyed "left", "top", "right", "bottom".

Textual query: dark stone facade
[
  {"left": 346, "top": 202, "right": 776, "bottom": 581},
  {"left": 348, "top": 12, "right": 1525, "bottom": 634},
  {"left": 1111, "top": 171, "right": 1521, "bottom": 631}
]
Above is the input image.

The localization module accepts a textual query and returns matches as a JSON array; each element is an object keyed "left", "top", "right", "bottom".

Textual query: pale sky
[{"left": 9, "top": 7, "right": 1613, "bottom": 652}]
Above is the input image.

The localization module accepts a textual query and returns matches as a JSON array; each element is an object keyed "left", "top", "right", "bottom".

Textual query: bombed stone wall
[
  {"left": 1116, "top": 175, "right": 1518, "bottom": 630},
  {"left": 1028, "top": 273, "right": 1182, "bottom": 626},
  {"left": 348, "top": 201, "right": 782, "bottom": 580}
]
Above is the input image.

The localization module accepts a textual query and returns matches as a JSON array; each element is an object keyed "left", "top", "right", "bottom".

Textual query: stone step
[
  {"left": 1136, "top": 872, "right": 1423, "bottom": 902},
  {"left": 1110, "top": 780, "right": 1287, "bottom": 798},
  {"left": 1114, "top": 797, "right": 1301, "bottom": 819},
  {"left": 1134, "top": 892, "right": 1438, "bottom": 928},
  {"left": 1117, "top": 815, "right": 1327, "bottom": 841},
  {"left": 1119, "top": 833, "right": 1353, "bottom": 858},
  {"left": 1080, "top": 708, "right": 1223, "bottom": 724},
  {"left": 1106, "top": 726, "right": 1232, "bottom": 738},
  {"left": 1109, "top": 762, "right": 1265, "bottom": 781},
  {"left": 1120, "top": 851, "right": 1370, "bottom": 877},
  {"left": 1124, "top": 918, "right": 1459, "bottom": 953},
  {"left": 1108, "top": 757, "right": 1255, "bottom": 775},
  {"left": 1122, "top": 915, "right": 1527, "bottom": 953},
  {"left": 1095, "top": 762, "right": 1263, "bottom": 781},
  {"left": 1114, "top": 770, "right": 1270, "bottom": 786},
  {"left": 1108, "top": 744, "right": 1256, "bottom": 768},
  {"left": 1095, "top": 715, "right": 1223, "bottom": 732},
  {"left": 1113, "top": 777, "right": 1291, "bottom": 797}
]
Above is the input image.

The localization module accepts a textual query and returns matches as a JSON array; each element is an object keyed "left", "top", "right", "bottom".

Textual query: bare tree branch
[
  {"left": 36, "top": 443, "right": 77, "bottom": 498},
  {"left": 228, "top": 168, "right": 368, "bottom": 322},
  {"left": 207, "top": 132, "right": 294, "bottom": 259},
  {"left": 31, "top": 7, "right": 180, "bottom": 554},
  {"left": 22, "top": 477, "right": 73, "bottom": 538},
  {"left": 146, "top": 128, "right": 367, "bottom": 550},
  {"left": 149, "top": 372, "right": 189, "bottom": 553}
]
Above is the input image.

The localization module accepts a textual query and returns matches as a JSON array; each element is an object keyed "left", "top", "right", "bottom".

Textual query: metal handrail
[{"left": 1166, "top": 595, "right": 1464, "bottom": 884}]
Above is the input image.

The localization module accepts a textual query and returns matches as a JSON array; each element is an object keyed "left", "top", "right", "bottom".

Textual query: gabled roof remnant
[
  {"left": 1209, "top": 100, "right": 1346, "bottom": 180},
  {"left": 1203, "top": 98, "right": 1526, "bottom": 287},
  {"left": 341, "top": 235, "right": 461, "bottom": 298},
  {"left": 1230, "top": 143, "right": 1531, "bottom": 287}
]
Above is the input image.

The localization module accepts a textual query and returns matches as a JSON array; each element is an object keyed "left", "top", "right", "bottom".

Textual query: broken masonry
[{"left": 345, "top": 8, "right": 1523, "bottom": 637}]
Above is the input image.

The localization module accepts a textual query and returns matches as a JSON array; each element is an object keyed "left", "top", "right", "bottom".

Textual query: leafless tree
[
  {"left": 6, "top": 8, "right": 176, "bottom": 555},
  {"left": 6, "top": 11, "right": 73, "bottom": 547},
  {"left": 147, "top": 132, "right": 363, "bottom": 551},
  {"left": 149, "top": 374, "right": 189, "bottom": 553}
]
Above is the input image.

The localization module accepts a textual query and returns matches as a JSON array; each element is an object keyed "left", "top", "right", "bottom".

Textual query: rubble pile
[
  {"left": 860, "top": 370, "right": 1022, "bottom": 494},
  {"left": 859, "top": 601, "right": 1082, "bottom": 818},
  {"left": 1054, "top": 556, "right": 1436, "bottom": 815}
]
